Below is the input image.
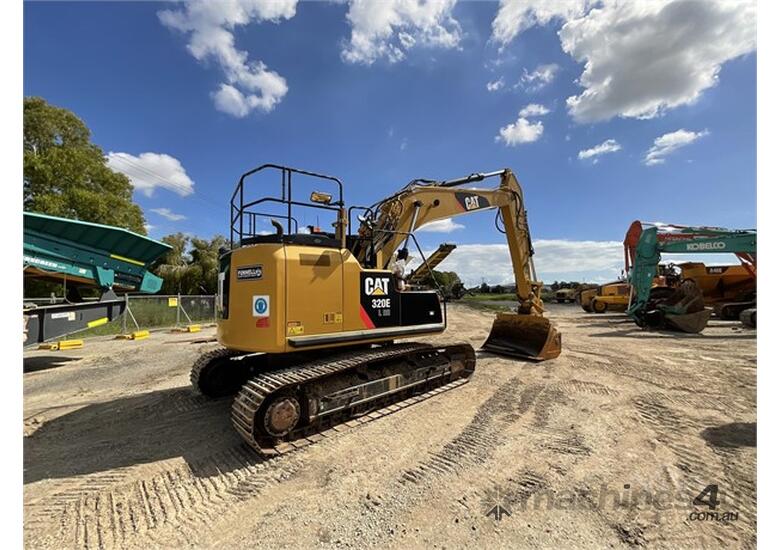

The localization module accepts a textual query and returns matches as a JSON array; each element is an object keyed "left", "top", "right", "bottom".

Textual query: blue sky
[{"left": 24, "top": 1, "right": 757, "bottom": 284}]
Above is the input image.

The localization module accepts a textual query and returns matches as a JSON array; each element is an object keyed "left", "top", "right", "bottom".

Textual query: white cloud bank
[
  {"left": 107, "top": 152, "right": 195, "bottom": 197},
  {"left": 150, "top": 207, "right": 187, "bottom": 222},
  {"left": 492, "top": 0, "right": 756, "bottom": 123},
  {"left": 417, "top": 218, "right": 464, "bottom": 233},
  {"left": 419, "top": 241, "right": 743, "bottom": 286},
  {"left": 578, "top": 139, "right": 621, "bottom": 162},
  {"left": 643, "top": 129, "right": 708, "bottom": 166},
  {"left": 158, "top": 0, "right": 297, "bottom": 117},
  {"left": 430, "top": 240, "right": 626, "bottom": 286},
  {"left": 341, "top": 0, "right": 462, "bottom": 65}
]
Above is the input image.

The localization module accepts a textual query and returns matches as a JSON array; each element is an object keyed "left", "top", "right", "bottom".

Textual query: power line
[
  {"left": 109, "top": 155, "right": 191, "bottom": 193},
  {"left": 108, "top": 155, "right": 225, "bottom": 209}
]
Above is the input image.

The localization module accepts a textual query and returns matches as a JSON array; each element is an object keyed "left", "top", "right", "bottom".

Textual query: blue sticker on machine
[
  {"left": 237, "top": 264, "right": 263, "bottom": 280},
  {"left": 253, "top": 295, "right": 270, "bottom": 317}
]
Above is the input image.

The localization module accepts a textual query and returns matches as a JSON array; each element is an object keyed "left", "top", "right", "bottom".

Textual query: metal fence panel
[{"left": 26, "top": 294, "right": 218, "bottom": 339}]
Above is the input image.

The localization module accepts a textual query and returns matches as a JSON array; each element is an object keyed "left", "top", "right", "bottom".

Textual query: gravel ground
[{"left": 23, "top": 303, "right": 756, "bottom": 549}]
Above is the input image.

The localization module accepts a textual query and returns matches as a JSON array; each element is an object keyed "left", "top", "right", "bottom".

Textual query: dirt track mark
[
  {"left": 532, "top": 386, "right": 569, "bottom": 428},
  {"left": 632, "top": 393, "right": 755, "bottom": 548},
  {"left": 504, "top": 470, "right": 548, "bottom": 508},
  {"left": 400, "top": 378, "right": 531, "bottom": 486},
  {"left": 560, "top": 379, "right": 619, "bottom": 396},
  {"left": 36, "top": 445, "right": 305, "bottom": 549},
  {"left": 541, "top": 432, "right": 592, "bottom": 456}
]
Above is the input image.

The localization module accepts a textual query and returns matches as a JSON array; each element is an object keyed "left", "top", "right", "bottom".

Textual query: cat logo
[
  {"left": 364, "top": 276, "right": 390, "bottom": 296},
  {"left": 464, "top": 195, "right": 481, "bottom": 210}
]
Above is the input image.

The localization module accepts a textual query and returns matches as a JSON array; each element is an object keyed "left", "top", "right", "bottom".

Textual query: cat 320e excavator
[{"left": 192, "top": 164, "right": 561, "bottom": 455}]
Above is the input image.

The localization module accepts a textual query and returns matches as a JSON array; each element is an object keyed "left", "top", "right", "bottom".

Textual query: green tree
[
  {"left": 154, "top": 234, "right": 227, "bottom": 294},
  {"left": 23, "top": 97, "right": 146, "bottom": 233},
  {"left": 418, "top": 270, "right": 465, "bottom": 300}
]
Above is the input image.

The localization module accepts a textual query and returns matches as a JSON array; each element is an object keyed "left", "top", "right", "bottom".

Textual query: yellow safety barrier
[
  {"left": 170, "top": 325, "right": 202, "bottom": 333},
  {"left": 39, "top": 339, "right": 84, "bottom": 351},
  {"left": 115, "top": 330, "right": 150, "bottom": 341},
  {"left": 87, "top": 317, "right": 108, "bottom": 328}
]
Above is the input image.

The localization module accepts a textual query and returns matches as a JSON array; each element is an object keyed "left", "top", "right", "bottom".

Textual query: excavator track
[
  {"left": 191, "top": 347, "right": 251, "bottom": 397},
  {"left": 231, "top": 342, "right": 476, "bottom": 455}
]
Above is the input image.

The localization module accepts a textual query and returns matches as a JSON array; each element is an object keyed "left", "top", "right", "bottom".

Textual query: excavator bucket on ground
[
  {"left": 645, "top": 280, "right": 711, "bottom": 334},
  {"left": 481, "top": 313, "right": 562, "bottom": 360},
  {"left": 664, "top": 310, "right": 712, "bottom": 334}
]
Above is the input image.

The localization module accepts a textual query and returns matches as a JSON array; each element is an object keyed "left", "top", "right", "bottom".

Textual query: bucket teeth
[{"left": 481, "top": 313, "right": 561, "bottom": 361}]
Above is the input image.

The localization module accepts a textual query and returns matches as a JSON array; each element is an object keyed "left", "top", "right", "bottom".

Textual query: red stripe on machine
[{"left": 359, "top": 306, "right": 376, "bottom": 329}]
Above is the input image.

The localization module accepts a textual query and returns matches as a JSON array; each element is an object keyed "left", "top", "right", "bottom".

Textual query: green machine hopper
[{"left": 24, "top": 212, "right": 172, "bottom": 345}]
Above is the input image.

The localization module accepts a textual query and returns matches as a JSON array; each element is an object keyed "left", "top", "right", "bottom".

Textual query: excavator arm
[{"left": 353, "top": 169, "right": 560, "bottom": 359}]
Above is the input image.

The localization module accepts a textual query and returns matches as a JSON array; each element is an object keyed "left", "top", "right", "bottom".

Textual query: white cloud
[
  {"left": 486, "top": 77, "right": 505, "bottom": 92},
  {"left": 158, "top": 0, "right": 297, "bottom": 117},
  {"left": 491, "top": 0, "right": 756, "bottom": 123},
  {"left": 417, "top": 218, "right": 464, "bottom": 233},
  {"left": 107, "top": 152, "right": 195, "bottom": 197},
  {"left": 150, "top": 207, "right": 187, "bottom": 222},
  {"left": 144, "top": 223, "right": 155, "bottom": 233},
  {"left": 496, "top": 117, "right": 543, "bottom": 146},
  {"left": 517, "top": 103, "right": 549, "bottom": 117},
  {"left": 643, "top": 129, "right": 708, "bottom": 166},
  {"left": 495, "top": 103, "right": 549, "bottom": 146},
  {"left": 519, "top": 63, "right": 559, "bottom": 91},
  {"left": 342, "top": 0, "right": 462, "bottom": 65},
  {"left": 578, "top": 139, "right": 621, "bottom": 162},
  {"left": 428, "top": 240, "right": 625, "bottom": 286},
  {"left": 491, "top": 0, "right": 592, "bottom": 48}
]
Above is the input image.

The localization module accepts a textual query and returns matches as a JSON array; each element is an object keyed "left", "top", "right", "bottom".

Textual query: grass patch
[
  {"left": 457, "top": 299, "right": 513, "bottom": 313},
  {"left": 70, "top": 296, "right": 217, "bottom": 339},
  {"left": 462, "top": 293, "right": 517, "bottom": 302}
]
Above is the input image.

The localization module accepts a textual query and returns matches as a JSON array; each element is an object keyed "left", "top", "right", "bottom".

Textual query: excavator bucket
[
  {"left": 481, "top": 313, "right": 562, "bottom": 361},
  {"left": 658, "top": 280, "right": 711, "bottom": 334},
  {"left": 664, "top": 309, "right": 712, "bottom": 333}
]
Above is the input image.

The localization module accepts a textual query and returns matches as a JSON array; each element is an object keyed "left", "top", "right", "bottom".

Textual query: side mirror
[{"left": 310, "top": 191, "right": 332, "bottom": 205}]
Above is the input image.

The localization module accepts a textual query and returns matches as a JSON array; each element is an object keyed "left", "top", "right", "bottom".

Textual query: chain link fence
[{"left": 26, "top": 294, "right": 218, "bottom": 339}]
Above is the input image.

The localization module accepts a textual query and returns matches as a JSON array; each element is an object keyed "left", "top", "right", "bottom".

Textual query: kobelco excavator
[
  {"left": 624, "top": 220, "right": 756, "bottom": 333},
  {"left": 192, "top": 164, "right": 560, "bottom": 454}
]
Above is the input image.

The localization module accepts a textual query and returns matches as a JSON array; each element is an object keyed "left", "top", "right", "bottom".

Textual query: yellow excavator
[{"left": 192, "top": 164, "right": 560, "bottom": 454}]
